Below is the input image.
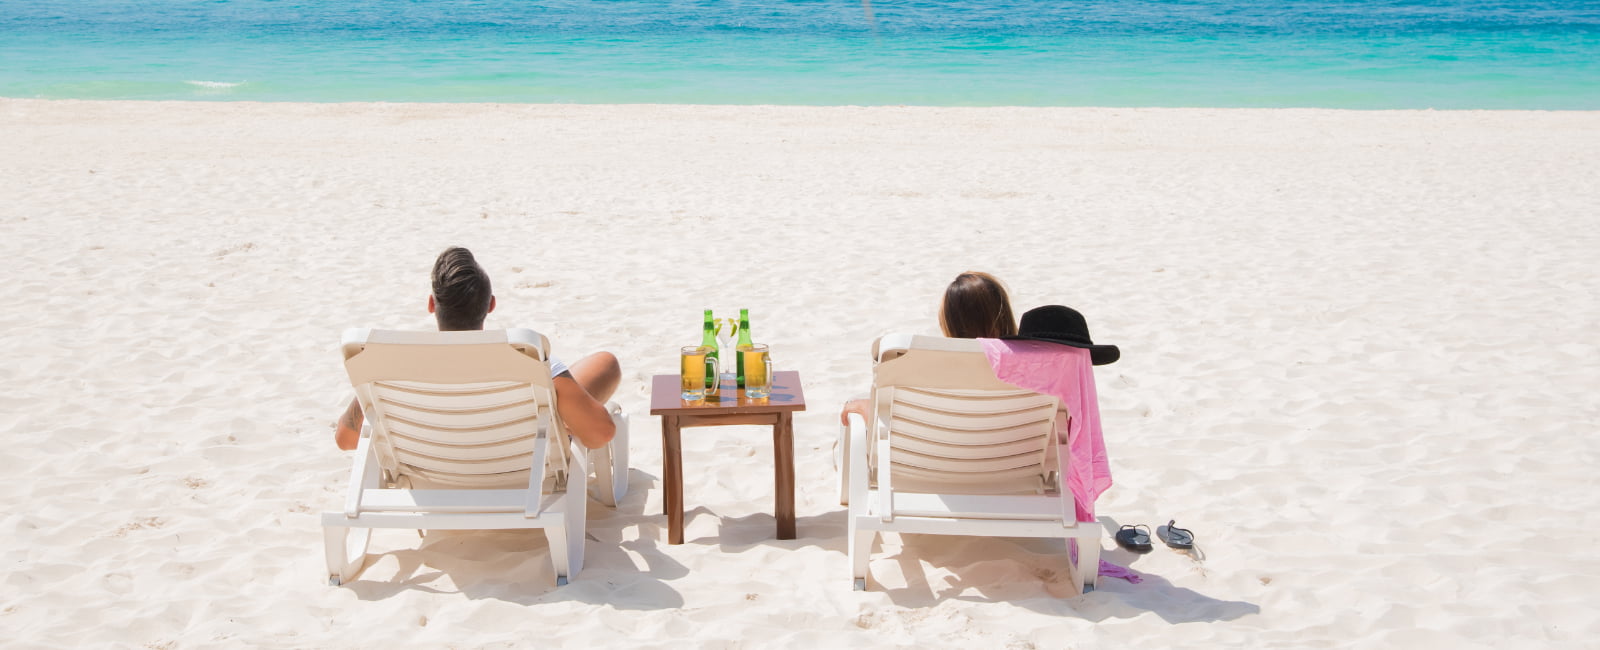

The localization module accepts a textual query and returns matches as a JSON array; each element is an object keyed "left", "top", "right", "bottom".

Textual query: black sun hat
[{"left": 1002, "top": 305, "right": 1120, "bottom": 366}]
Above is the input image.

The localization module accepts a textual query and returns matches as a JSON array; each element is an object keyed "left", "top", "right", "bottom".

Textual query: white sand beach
[{"left": 2, "top": 98, "right": 1598, "bottom": 647}]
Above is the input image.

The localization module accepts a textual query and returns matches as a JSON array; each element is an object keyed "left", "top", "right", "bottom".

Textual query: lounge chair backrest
[
  {"left": 341, "top": 328, "right": 565, "bottom": 489},
  {"left": 870, "top": 334, "right": 1061, "bottom": 495}
]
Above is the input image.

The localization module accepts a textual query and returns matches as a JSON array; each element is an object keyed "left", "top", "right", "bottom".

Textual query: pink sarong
[{"left": 978, "top": 339, "right": 1112, "bottom": 523}]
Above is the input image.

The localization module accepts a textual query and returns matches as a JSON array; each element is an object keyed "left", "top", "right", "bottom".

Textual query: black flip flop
[
  {"left": 1115, "top": 524, "right": 1153, "bottom": 553},
  {"left": 1157, "top": 520, "right": 1195, "bottom": 550}
]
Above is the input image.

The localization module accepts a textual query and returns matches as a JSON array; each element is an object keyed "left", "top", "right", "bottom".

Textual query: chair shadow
[
  {"left": 335, "top": 473, "right": 1257, "bottom": 624},
  {"left": 343, "top": 468, "right": 687, "bottom": 609},
  {"left": 861, "top": 514, "right": 1259, "bottom": 623},
  {"left": 1071, "top": 515, "right": 1255, "bottom": 623}
]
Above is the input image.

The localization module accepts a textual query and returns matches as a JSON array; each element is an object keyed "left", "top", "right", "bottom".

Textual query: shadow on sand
[
  {"left": 336, "top": 476, "right": 1257, "bottom": 624},
  {"left": 672, "top": 507, "right": 847, "bottom": 553},
  {"left": 341, "top": 468, "right": 687, "bottom": 609},
  {"left": 854, "top": 514, "right": 1258, "bottom": 623}
]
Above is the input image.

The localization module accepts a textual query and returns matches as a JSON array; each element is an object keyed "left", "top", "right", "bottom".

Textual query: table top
[{"left": 649, "top": 370, "right": 807, "bottom": 415}]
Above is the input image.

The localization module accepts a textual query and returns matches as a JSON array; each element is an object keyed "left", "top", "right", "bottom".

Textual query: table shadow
[{"left": 670, "top": 507, "right": 848, "bottom": 553}]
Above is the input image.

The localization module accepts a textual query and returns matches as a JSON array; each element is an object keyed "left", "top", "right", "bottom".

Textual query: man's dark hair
[{"left": 431, "top": 247, "right": 493, "bottom": 331}]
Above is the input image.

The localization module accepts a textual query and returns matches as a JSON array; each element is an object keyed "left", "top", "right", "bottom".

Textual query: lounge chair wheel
[
  {"left": 329, "top": 575, "right": 341, "bottom": 587},
  {"left": 853, "top": 578, "right": 866, "bottom": 591}
]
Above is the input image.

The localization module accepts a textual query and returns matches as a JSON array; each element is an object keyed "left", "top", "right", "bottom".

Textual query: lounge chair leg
[
  {"left": 592, "top": 410, "right": 629, "bottom": 507},
  {"left": 545, "top": 493, "right": 587, "bottom": 587},
  {"left": 323, "top": 524, "right": 371, "bottom": 586},
  {"left": 610, "top": 413, "right": 629, "bottom": 502},
  {"left": 592, "top": 445, "right": 615, "bottom": 507},
  {"left": 1072, "top": 536, "right": 1101, "bottom": 594},
  {"left": 849, "top": 523, "right": 872, "bottom": 591},
  {"left": 567, "top": 496, "right": 586, "bottom": 582},
  {"left": 545, "top": 518, "right": 570, "bottom": 586}
]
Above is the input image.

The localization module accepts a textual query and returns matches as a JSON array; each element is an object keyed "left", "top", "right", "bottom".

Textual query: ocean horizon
[{"left": 3, "top": 0, "right": 1598, "bottom": 108}]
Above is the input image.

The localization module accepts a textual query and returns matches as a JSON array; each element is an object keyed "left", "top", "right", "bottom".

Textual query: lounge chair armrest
[
  {"left": 1052, "top": 411, "right": 1077, "bottom": 525},
  {"left": 524, "top": 432, "right": 548, "bottom": 518},
  {"left": 1055, "top": 441, "right": 1077, "bottom": 525},
  {"left": 567, "top": 435, "right": 590, "bottom": 477},
  {"left": 876, "top": 437, "right": 894, "bottom": 523},
  {"left": 343, "top": 437, "right": 381, "bottom": 517},
  {"left": 846, "top": 412, "right": 870, "bottom": 514}
]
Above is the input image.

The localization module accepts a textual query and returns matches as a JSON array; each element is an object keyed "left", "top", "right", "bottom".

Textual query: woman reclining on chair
[{"left": 837, "top": 270, "right": 1017, "bottom": 424}]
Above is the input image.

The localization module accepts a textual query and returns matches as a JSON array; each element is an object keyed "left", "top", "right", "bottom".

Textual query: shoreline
[{"left": 9, "top": 96, "right": 1600, "bottom": 113}]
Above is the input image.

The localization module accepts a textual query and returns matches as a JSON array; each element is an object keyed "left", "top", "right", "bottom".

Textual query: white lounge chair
[
  {"left": 321, "top": 328, "right": 629, "bottom": 586},
  {"left": 843, "top": 334, "right": 1102, "bottom": 593}
]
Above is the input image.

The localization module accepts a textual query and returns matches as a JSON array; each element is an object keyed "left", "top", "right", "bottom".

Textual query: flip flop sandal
[
  {"left": 1115, "top": 524, "right": 1153, "bottom": 553},
  {"left": 1157, "top": 520, "right": 1195, "bottom": 550}
]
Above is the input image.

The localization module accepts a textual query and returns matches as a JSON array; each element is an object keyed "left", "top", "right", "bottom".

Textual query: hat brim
[{"left": 1000, "top": 335, "right": 1120, "bottom": 365}]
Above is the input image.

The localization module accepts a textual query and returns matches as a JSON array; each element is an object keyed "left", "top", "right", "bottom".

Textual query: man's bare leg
[{"left": 568, "top": 351, "right": 621, "bottom": 403}]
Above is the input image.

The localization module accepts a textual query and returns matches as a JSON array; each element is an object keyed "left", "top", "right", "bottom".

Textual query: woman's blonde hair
[{"left": 938, "top": 271, "right": 1017, "bottom": 338}]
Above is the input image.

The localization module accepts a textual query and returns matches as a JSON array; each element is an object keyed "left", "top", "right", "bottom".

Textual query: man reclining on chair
[{"left": 333, "top": 246, "right": 621, "bottom": 451}]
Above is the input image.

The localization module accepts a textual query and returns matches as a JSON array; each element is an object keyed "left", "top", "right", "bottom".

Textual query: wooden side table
[{"left": 648, "top": 370, "right": 807, "bottom": 545}]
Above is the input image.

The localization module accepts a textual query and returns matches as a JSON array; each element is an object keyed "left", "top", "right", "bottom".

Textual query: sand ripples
[{"left": 2, "top": 100, "right": 1597, "bottom": 646}]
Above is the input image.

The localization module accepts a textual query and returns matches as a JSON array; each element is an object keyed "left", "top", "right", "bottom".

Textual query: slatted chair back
[
  {"left": 341, "top": 328, "right": 566, "bottom": 490},
  {"left": 870, "top": 335, "right": 1062, "bottom": 496}
]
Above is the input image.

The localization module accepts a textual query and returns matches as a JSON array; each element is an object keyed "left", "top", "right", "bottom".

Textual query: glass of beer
[
  {"left": 740, "top": 344, "right": 773, "bottom": 399},
  {"left": 680, "top": 346, "right": 717, "bottom": 401}
]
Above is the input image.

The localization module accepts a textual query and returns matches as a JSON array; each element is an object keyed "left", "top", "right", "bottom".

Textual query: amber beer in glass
[
  {"left": 740, "top": 344, "right": 773, "bottom": 399},
  {"left": 680, "top": 346, "right": 717, "bottom": 400}
]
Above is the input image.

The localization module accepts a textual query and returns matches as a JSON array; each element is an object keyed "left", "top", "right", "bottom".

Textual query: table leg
[
  {"left": 774, "top": 412, "right": 796, "bottom": 540},
  {"left": 662, "top": 416, "right": 684, "bottom": 545}
]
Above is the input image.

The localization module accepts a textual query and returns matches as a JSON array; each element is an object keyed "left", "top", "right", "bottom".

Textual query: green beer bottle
[
  {"left": 701, "top": 309, "right": 719, "bottom": 390},
  {"left": 735, "top": 308, "right": 753, "bottom": 388}
]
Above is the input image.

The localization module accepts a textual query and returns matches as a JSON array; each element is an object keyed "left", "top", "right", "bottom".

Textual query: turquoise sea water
[{"left": 2, "top": 0, "right": 1598, "bottom": 108}]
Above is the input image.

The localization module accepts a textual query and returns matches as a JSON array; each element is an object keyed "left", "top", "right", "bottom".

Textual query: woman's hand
[{"left": 839, "top": 398, "right": 869, "bottom": 425}]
